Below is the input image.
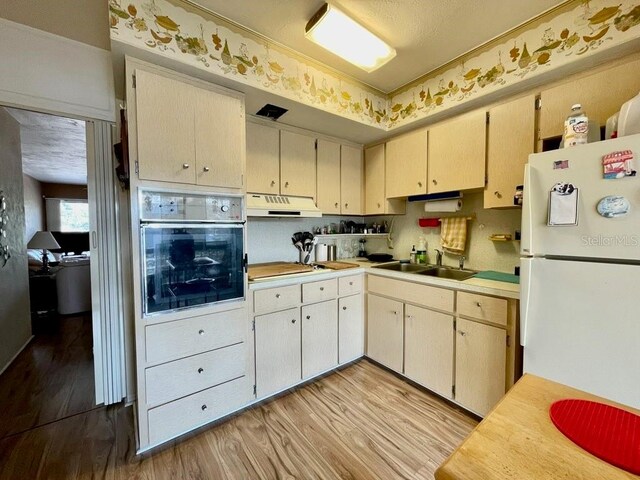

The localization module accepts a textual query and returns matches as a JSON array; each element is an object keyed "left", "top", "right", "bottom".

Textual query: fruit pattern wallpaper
[{"left": 111, "top": 0, "right": 640, "bottom": 131}]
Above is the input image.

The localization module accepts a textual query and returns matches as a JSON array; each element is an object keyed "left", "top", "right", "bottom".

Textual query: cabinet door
[
  {"left": 316, "top": 139, "right": 341, "bottom": 214},
  {"left": 302, "top": 300, "right": 338, "bottom": 379},
  {"left": 135, "top": 69, "right": 196, "bottom": 184},
  {"left": 367, "top": 294, "right": 404, "bottom": 372},
  {"left": 338, "top": 294, "right": 364, "bottom": 364},
  {"left": 428, "top": 109, "right": 486, "bottom": 193},
  {"left": 246, "top": 122, "right": 280, "bottom": 194},
  {"left": 404, "top": 305, "right": 454, "bottom": 399},
  {"left": 364, "top": 144, "right": 405, "bottom": 215},
  {"left": 485, "top": 95, "right": 535, "bottom": 208},
  {"left": 385, "top": 129, "right": 428, "bottom": 198},
  {"left": 280, "top": 130, "right": 316, "bottom": 198},
  {"left": 255, "top": 308, "right": 301, "bottom": 398},
  {"left": 195, "top": 88, "right": 244, "bottom": 189},
  {"left": 455, "top": 318, "right": 506, "bottom": 416},
  {"left": 340, "top": 145, "right": 363, "bottom": 214},
  {"left": 539, "top": 57, "right": 640, "bottom": 140}
]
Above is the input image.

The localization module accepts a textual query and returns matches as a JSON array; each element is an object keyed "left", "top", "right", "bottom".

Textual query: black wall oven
[{"left": 139, "top": 190, "right": 245, "bottom": 317}]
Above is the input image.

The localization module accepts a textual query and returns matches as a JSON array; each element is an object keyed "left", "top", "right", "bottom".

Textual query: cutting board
[
  {"left": 316, "top": 261, "right": 359, "bottom": 270},
  {"left": 248, "top": 262, "right": 313, "bottom": 280}
]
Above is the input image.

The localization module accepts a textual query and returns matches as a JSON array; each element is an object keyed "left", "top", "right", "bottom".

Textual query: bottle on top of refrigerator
[
  {"left": 564, "top": 104, "right": 589, "bottom": 147},
  {"left": 416, "top": 236, "right": 427, "bottom": 264},
  {"left": 409, "top": 245, "right": 417, "bottom": 264},
  {"left": 618, "top": 91, "right": 640, "bottom": 137}
]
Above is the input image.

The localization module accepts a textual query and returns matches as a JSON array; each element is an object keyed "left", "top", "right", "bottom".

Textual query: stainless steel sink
[
  {"left": 416, "top": 267, "right": 477, "bottom": 281},
  {"left": 372, "top": 263, "right": 430, "bottom": 273}
]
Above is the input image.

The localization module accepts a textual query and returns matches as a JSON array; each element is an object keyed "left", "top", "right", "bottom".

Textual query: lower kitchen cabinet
[
  {"left": 404, "top": 304, "right": 454, "bottom": 399},
  {"left": 302, "top": 300, "right": 338, "bottom": 379},
  {"left": 454, "top": 318, "right": 506, "bottom": 416},
  {"left": 367, "top": 294, "right": 404, "bottom": 372},
  {"left": 255, "top": 307, "right": 301, "bottom": 398},
  {"left": 338, "top": 294, "right": 364, "bottom": 364}
]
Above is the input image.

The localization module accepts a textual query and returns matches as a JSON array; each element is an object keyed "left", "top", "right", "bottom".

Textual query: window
[{"left": 46, "top": 198, "right": 90, "bottom": 232}]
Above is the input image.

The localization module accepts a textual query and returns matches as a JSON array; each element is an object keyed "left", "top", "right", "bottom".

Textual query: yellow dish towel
[{"left": 440, "top": 217, "right": 467, "bottom": 254}]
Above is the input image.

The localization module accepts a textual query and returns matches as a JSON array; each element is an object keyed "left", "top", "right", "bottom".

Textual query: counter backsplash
[{"left": 247, "top": 192, "right": 521, "bottom": 273}]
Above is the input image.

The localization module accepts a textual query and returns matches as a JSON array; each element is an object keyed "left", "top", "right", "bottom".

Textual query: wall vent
[{"left": 255, "top": 103, "right": 288, "bottom": 120}]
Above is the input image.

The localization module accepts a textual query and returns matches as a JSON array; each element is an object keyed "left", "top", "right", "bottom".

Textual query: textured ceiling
[
  {"left": 6, "top": 108, "right": 87, "bottom": 185},
  {"left": 191, "top": 0, "right": 563, "bottom": 92}
]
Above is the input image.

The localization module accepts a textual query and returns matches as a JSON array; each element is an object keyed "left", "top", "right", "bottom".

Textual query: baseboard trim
[{"left": 0, "top": 335, "right": 34, "bottom": 376}]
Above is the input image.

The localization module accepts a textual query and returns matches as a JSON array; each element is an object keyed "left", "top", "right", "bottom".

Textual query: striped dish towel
[{"left": 440, "top": 217, "right": 467, "bottom": 254}]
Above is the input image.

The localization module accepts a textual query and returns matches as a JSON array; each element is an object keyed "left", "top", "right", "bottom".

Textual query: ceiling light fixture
[{"left": 305, "top": 3, "right": 396, "bottom": 73}]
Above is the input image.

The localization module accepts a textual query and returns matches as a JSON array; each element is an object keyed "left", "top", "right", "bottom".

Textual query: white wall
[
  {"left": 0, "top": 108, "right": 32, "bottom": 374},
  {"left": 22, "top": 174, "right": 43, "bottom": 243},
  {"left": 369, "top": 192, "right": 522, "bottom": 273}
]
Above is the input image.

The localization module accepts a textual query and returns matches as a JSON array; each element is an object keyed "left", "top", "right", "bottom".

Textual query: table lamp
[{"left": 27, "top": 231, "right": 60, "bottom": 273}]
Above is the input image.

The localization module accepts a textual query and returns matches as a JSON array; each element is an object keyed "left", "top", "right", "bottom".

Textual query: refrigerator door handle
[
  {"left": 521, "top": 163, "right": 533, "bottom": 255},
  {"left": 520, "top": 257, "right": 532, "bottom": 347}
]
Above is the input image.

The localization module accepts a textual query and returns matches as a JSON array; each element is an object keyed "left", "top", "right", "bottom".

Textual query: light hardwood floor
[
  {"left": 0, "top": 314, "right": 95, "bottom": 438},
  {"left": 0, "top": 360, "right": 477, "bottom": 479}
]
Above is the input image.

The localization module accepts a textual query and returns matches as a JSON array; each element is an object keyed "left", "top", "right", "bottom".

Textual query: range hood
[{"left": 246, "top": 194, "right": 322, "bottom": 217}]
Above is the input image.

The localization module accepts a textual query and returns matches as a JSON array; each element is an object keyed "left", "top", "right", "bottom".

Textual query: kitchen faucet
[
  {"left": 434, "top": 249, "right": 443, "bottom": 266},
  {"left": 459, "top": 255, "right": 466, "bottom": 270}
]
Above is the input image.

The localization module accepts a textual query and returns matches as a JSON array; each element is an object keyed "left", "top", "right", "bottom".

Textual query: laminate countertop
[{"left": 435, "top": 374, "right": 640, "bottom": 480}]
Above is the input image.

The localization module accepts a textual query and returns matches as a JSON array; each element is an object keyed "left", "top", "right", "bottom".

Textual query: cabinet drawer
[
  {"left": 339, "top": 274, "right": 362, "bottom": 296},
  {"left": 457, "top": 292, "right": 507, "bottom": 326},
  {"left": 145, "top": 308, "right": 245, "bottom": 365},
  {"left": 148, "top": 376, "right": 250, "bottom": 446},
  {"left": 145, "top": 342, "right": 246, "bottom": 407},
  {"left": 368, "top": 275, "right": 454, "bottom": 313},
  {"left": 302, "top": 278, "right": 338, "bottom": 304},
  {"left": 254, "top": 284, "right": 300, "bottom": 314}
]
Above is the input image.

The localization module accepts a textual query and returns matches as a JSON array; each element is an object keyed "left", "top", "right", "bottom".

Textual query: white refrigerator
[{"left": 521, "top": 134, "right": 640, "bottom": 409}]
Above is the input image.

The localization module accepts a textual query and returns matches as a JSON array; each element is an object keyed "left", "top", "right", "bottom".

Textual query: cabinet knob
[
  {"left": 198, "top": 329, "right": 205, "bottom": 335},
  {"left": 197, "top": 367, "right": 204, "bottom": 374},
  {"left": 476, "top": 302, "right": 482, "bottom": 307},
  {"left": 306, "top": 315, "right": 311, "bottom": 320},
  {"left": 320, "top": 287, "right": 324, "bottom": 291},
  {"left": 458, "top": 330, "right": 467, "bottom": 336},
  {"left": 342, "top": 306, "right": 347, "bottom": 311},
  {"left": 432, "top": 179, "right": 437, "bottom": 185},
  {"left": 291, "top": 319, "right": 296, "bottom": 324},
  {"left": 494, "top": 191, "right": 502, "bottom": 198},
  {"left": 418, "top": 181, "right": 423, "bottom": 188},
  {"left": 349, "top": 281, "right": 353, "bottom": 286},
  {"left": 284, "top": 181, "right": 289, "bottom": 188},
  {"left": 377, "top": 202, "right": 381, "bottom": 208},
  {"left": 344, "top": 203, "right": 349, "bottom": 209},
  {"left": 201, "top": 404, "right": 207, "bottom": 411},
  {"left": 203, "top": 166, "right": 210, "bottom": 172},
  {"left": 406, "top": 315, "right": 413, "bottom": 320},
  {"left": 392, "top": 310, "right": 397, "bottom": 315},
  {"left": 271, "top": 180, "right": 276, "bottom": 187},
  {"left": 275, "top": 293, "right": 281, "bottom": 298},
  {"left": 182, "top": 163, "right": 190, "bottom": 169}
]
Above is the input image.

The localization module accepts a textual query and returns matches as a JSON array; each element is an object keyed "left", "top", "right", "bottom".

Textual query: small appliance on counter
[{"left": 358, "top": 238, "right": 367, "bottom": 257}]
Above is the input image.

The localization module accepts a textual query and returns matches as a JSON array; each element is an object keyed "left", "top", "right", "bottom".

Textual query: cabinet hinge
[
  {"left": 506, "top": 334, "right": 511, "bottom": 347},
  {"left": 485, "top": 174, "right": 488, "bottom": 186},
  {"left": 486, "top": 111, "right": 490, "bottom": 124},
  {"left": 132, "top": 74, "right": 136, "bottom": 88},
  {"left": 453, "top": 319, "right": 456, "bottom": 331},
  {"left": 134, "top": 160, "right": 139, "bottom": 174},
  {"left": 314, "top": 139, "right": 318, "bottom": 150},
  {"left": 452, "top": 385, "right": 456, "bottom": 397},
  {"left": 535, "top": 97, "right": 542, "bottom": 110},
  {"left": 253, "top": 384, "right": 257, "bottom": 396},
  {"left": 252, "top": 319, "right": 255, "bottom": 331}
]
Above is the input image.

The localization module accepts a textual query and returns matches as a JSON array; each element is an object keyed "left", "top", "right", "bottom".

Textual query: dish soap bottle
[
  {"left": 564, "top": 104, "right": 589, "bottom": 147},
  {"left": 409, "top": 245, "right": 417, "bottom": 264},
  {"left": 416, "top": 236, "right": 427, "bottom": 264}
]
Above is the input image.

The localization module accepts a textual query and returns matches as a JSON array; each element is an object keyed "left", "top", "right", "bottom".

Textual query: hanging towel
[{"left": 440, "top": 217, "right": 468, "bottom": 254}]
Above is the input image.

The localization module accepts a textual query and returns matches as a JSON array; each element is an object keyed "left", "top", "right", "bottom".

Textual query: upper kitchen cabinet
[
  {"left": 428, "top": 109, "right": 486, "bottom": 194},
  {"left": 280, "top": 130, "right": 317, "bottom": 199},
  {"left": 134, "top": 68, "right": 245, "bottom": 188},
  {"left": 539, "top": 57, "right": 640, "bottom": 144},
  {"left": 485, "top": 95, "right": 536, "bottom": 208},
  {"left": 246, "top": 122, "right": 280, "bottom": 194},
  {"left": 364, "top": 144, "right": 405, "bottom": 215},
  {"left": 316, "top": 139, "right": 341, "bottom": 214},
  {"left": 340, "top": 145, "right": 363, "bottom": 215},
  {"left": 385, "top": 128, "right": 428, "bottom": 198}
]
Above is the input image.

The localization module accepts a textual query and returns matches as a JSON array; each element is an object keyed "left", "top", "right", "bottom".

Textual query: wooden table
[{"left": 435, "top": 374, "right": 640, "bottom": 480}]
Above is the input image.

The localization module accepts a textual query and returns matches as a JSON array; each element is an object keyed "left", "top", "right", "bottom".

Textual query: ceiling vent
[{"left": 255, "top": 104, "right": 288, "bottom": 120}]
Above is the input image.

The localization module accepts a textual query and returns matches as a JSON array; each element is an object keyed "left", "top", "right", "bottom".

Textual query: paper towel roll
[
  {"left": 315, "top": 243, "right": 328, "bottom": 261},
  {"left": 424, "top": 199, "right": 462, "bottom": 213}
]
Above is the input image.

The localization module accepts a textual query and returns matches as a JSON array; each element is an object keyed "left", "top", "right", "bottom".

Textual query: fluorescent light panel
[{"left": 305, "top": 3, "right": 396, "bottom": 72}]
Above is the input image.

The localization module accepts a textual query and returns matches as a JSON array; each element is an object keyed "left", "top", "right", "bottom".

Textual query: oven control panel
[{"left": 140, "top": 190, "right": 243, "bottom": 222}]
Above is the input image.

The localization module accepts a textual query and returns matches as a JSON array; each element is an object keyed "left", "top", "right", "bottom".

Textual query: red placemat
[{"left": 549, "top": 399, "right": 640, "bottom": 475}]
